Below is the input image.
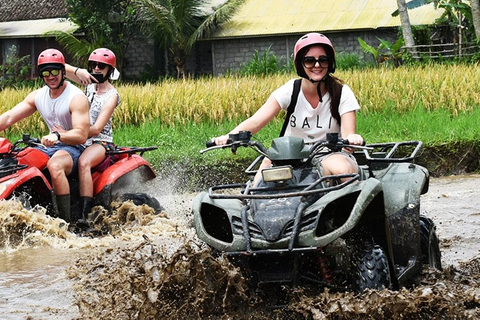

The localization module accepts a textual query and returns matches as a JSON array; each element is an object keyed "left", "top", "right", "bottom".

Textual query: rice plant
[{"left": 1, "top": 64, "right": 480, "bottom": 137}]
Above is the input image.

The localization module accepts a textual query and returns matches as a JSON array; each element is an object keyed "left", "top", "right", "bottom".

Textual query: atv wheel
[
  {"left": 120, "top": 193, "right": 164, "bottom": 214},
  {"left": 420, "top": 215, "right": 442, "bottom": 270},
  {"left": 353, "top": 242, "right": 392, "bottom": 292}
]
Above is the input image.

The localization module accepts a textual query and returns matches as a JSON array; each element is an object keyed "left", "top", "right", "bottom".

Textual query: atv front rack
[
  {"left": 0, "top": 164, "right": 28, "bottom": 179},
  {"left": 208, "top": 173, "right": 359, "bottom": 200},
  {"left": 363, "top": 141, "right": 423, "bottom": 163}
]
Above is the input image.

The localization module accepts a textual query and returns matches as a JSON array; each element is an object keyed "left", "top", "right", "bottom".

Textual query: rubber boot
[
  {"left": 77, "top": 196, "right": 94, "bottom": 229},
  {"left": 56, "top": 194, "right": 71, "bottom": 222}
]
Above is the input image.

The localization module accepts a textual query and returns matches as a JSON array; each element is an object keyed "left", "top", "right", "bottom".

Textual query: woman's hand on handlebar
[
  {"left": 211, "top": 134, "right": 230, "bottom": 146},
  {"left": 345, "top": 133, "right": 364, "bottom": 146}
]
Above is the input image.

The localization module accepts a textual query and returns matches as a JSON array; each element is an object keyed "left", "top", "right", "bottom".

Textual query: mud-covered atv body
[
  {"left": 0, "top": 134, "right": 161, "bottom": 221},
  {"left": 193, "top": 132, "right": 441, "bottom": 293}
]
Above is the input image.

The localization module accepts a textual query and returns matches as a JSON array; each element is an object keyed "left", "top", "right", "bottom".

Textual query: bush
[
  {"left": 336, "top": 52, "right": 372, "bottom": 70},
  {"left": 0, "top": 45, "right": 34, "bottom": 90},
  {"left": 238, "top": 47, "right": 292, "bottom": 76}
]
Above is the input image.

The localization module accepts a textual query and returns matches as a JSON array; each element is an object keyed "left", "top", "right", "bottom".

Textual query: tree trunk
[
  {"left": 471, "top": 0, "right": 480, "bottom": 39},
  {"left": 396, "top": 0, "right": 417, "bottom": 57}
]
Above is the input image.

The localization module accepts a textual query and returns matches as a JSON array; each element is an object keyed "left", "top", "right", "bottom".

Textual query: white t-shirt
[
  {"left": 84, "top": 84, "right": 120, "bottom": 144},
  {"left": 271, "top": 79, "right": 360, "bottom": 144},
  {"left": 34, "top": 81, "right": 85, "bottom": 132}
]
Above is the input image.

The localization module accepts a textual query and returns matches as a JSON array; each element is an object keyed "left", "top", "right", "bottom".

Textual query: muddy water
[{"left": 0, "top": 175, "right": 479, "bottom": 319}]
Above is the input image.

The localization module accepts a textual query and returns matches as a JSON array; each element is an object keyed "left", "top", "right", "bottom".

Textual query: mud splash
[
  {"left": 66, "top": 238, "right": 480, "bottom": 319},
  {"left": 1, "top": 175, "right": 479, "bottom": 319}
]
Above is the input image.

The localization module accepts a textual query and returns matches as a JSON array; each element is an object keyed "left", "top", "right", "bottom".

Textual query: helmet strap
[
  {"left": 57, "top": 71, "right": 66, "bottom": 89},
  {"left": 308, "top": 76, "right": 328, "bottom": 103}
]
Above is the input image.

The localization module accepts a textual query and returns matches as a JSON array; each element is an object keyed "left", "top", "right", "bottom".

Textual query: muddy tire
[
  {"left": 420, "top": 215, "right": 442, "bottom": 270},
  {"left": 120, "top": 193, "right": 164, "bottom": 214},
  {"left": 353, "top": 242, "right": 392, "bottom": 292}
]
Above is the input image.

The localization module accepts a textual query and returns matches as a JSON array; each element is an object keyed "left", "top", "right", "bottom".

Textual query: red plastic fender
[
  {"left": 17, "top": 147, "right": 49, "bottom": 170},
  {"left": 0, "top": 138, "right": 12, "bottom": 153},
  {"left": 0, "top": 167, "right": 52, "bottom": 199},
  {"left": 92, "top": 154, "right": 155, "bottom": 195}
]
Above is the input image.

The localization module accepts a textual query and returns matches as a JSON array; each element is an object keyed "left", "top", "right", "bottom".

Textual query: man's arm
[{"left": 0, "top": 91, "right": 38, "bottom": 132}]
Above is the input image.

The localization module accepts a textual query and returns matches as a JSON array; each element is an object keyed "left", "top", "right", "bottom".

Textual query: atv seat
[{"left": 92, "top": 154, "right": 121, "bottom": 173}]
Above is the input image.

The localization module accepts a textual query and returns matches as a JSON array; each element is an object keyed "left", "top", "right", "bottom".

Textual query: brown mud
[
  {"left": 66, "top": 175, "right": 480, "bottom": 320},
  {"left": 0, "top": 174, "right": 479, "bottom": 319}
]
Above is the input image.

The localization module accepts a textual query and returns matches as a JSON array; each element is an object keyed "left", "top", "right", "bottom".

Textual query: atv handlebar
[
  {"left": 202, "top": 131, "right": 269, "bottom": 155},
  {"left": 202, "top": 131, "right": 370, "bottom": 158},
  {"left": 11, "top": 134, "right": 46, "bottom": 151}
]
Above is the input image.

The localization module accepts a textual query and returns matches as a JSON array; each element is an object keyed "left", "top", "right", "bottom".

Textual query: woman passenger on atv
[
  {"left": 62, "top": 48, "right": 121, "bottom": 223},
  {"left": 211, "top": 33, "right": 364, "bottom": 183}
]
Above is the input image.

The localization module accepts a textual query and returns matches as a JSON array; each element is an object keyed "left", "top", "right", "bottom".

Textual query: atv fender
[
  {"left": 298, "top": 177, "right": 383, "bottom": 247},
  {"left": 0, "top": 167, "right": 52, "bottom": 199},
  {"left": 193, "top": 191, "right": 245, "bottom": 252},
  {"left": 93, "top": 154, "right": 156, "bottom": 210},
  {"left": 375, "top": 162, "right": 428, "bottom": 218},
  {"left": 374, "top": 163, "right": 429, "bottom": 284},
  {"left": 93, "top": 154, "right": 155, "bottom": 194}
]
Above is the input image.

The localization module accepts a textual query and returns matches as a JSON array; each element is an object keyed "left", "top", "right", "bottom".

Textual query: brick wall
[
  {"left": 115, "top": 29, "right": 399, "bottom": 79},
  {"left": 123, "top": 37, "right": 155, "bottom": 79},
  {"left": 195, "top": 29, "right": 399, "bottom": 76}
]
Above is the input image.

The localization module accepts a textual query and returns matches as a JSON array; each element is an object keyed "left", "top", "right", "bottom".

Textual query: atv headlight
[{"left": 262, "top": 165, "right": 293, "bottom": 182}]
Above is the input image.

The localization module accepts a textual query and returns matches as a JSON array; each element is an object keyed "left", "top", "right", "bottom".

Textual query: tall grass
[{"left": 1, "top": 63, "right": 479, "bottom": 143}]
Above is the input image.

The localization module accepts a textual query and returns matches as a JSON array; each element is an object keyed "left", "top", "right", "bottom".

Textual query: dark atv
[
  {"left": 193, "top": 131, "right": 441, "bottom": 293},
  {"left": 0, "top": 134, "right": 162, "bottom": 224}
]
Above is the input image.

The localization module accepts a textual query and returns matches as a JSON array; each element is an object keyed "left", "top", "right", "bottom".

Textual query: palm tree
[
  {"left": 471, "top": 0, "right": 480, "bottom": 39},
  {"left": 396, "top": 0, "right": 418, "bottom": 56},
  {"left": 135, "top": 0, "right": 245, "bottom": 78},
  {"left": 393, "top": 0, "right": 480, "bottom": 41}
]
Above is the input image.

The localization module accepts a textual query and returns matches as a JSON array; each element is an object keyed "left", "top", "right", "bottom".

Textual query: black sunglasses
[
  {"left": 41, "top": 69, "right": 61, "bottom": 77},
  {"left": 303, "top": 56, "right": 329, "bottom": 68},
  {"left": 88, "top": 62, "right": 107, "bottom": 70}
]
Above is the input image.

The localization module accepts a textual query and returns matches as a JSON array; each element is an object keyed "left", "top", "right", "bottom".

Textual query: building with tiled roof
[
  {"left": 0, "top": 0, "right": 77, "bottom": 78},
  {"left": 1, "top": 0, "right": 444, "bottom": 78},
  {"left": 0, "top": 0, "right": 68, "bottom": 21}
]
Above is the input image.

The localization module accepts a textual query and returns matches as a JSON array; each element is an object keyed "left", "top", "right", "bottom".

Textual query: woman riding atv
[{"left": 211, "top": 33, "right": 364, "bottom": 183}]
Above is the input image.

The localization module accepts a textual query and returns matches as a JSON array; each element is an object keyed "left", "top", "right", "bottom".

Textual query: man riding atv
[{"left": 0, "top": 48, "right": 89, "bottom": 222}]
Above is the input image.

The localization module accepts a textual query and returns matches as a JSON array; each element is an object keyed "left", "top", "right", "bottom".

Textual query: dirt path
[{"left": 421, "top": 174, "right": 480, "bottom": 266}]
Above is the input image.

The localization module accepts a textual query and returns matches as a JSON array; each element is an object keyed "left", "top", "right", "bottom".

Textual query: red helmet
[
  {"left": 293, "top": 33, "right": 336, "bottom": 78},
  {"left": 88, "top": 48, "right": 116, "bottom": 68},
  {"left": 37, "top": 48, "right": 65, "bottom": 72}
]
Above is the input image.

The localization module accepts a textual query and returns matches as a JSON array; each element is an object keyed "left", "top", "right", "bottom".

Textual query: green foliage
[
  {"left": 358, "top": 37, "right": 405, "bottom": 67},
  {"left": 43, "top": 31, "right": 98, "bottom": 67},
  {"left": 358, "top": 38, "right": 381, "bottom": 64},
  {"left": 0, "top": 46, "right": 35, "bottom": 90},
  {"left": 135, "top": 0, "right": 246, "bottom": 78},
  {"left": 391, "top": 0, "right": 435, "bottom": 17},
  {"left": 336, "top": 52, "right": 373, "bottom": 70},
  {"left": 238, "top": 47, "right": 291, "bottom": 76},
  {"left": 48, "top": 0, "right": 139, "bottom": 69}
]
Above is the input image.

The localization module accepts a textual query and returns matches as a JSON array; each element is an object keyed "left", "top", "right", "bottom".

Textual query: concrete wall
[
  {"left": 122, "top": 37, "right": 156, "bottom": 79},
  {"left": 106, "top": 28, "right": 400, "bottom": 79},
  {"left": 195, "top": 29, "right": 399, "bottom": 76}
]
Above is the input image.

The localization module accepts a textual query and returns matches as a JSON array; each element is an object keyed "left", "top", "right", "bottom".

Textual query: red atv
[{"left": 0, "top": 134, "right": 162, "bottom": 225}]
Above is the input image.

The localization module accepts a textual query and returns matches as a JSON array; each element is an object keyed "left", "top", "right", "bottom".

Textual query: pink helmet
[
  {"left": 88, "top": 48, "right": 116, "bottom": 68},
  {"left": 293, "top": 33, "right": 336, "bottom": 78},
  {"left": 37, "top": 48, "right": 65, "bottom": 72}
]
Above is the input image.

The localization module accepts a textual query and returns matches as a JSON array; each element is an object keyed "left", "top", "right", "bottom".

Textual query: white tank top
[{"left": 34, "top": 82, "right": 85, "bottom": 131}]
